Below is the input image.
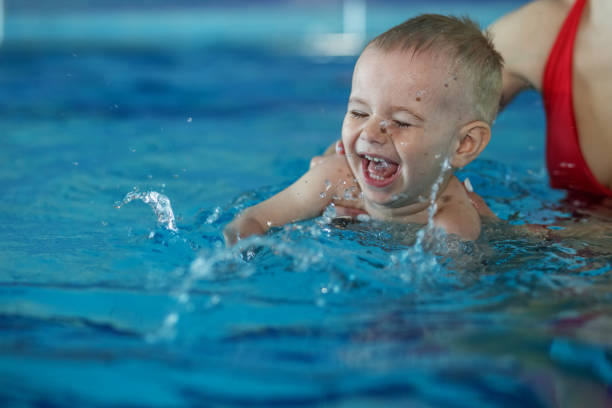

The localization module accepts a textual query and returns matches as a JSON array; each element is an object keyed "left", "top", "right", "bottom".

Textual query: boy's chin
[
  {"left": 362, "top": 190, "right": 398, "bottom": 207},
  {"left": 363, "top": 188, "right": 427, "bottom": 210}
]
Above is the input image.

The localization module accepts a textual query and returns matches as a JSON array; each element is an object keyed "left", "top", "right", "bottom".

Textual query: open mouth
[{"left": 359, "top": 153, "right": 401, "bottom": 188}]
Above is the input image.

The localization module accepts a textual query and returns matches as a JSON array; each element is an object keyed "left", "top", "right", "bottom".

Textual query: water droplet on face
[
  {"left": 324, "top": 179, "right": 331, "bottom": 190},
  {"left": 320, "top": 192, "right": 326, "bottom": 198},
  {"left": 434, "top": 153, "right": 441, "bottom": 159},
  {"left": 356, "top": 213, "right": 370, "bottom": 222}
]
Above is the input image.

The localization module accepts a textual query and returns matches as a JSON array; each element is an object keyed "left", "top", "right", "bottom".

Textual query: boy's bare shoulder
[{"left": 433, "top": 176, "right": 481, "bottom": 240}]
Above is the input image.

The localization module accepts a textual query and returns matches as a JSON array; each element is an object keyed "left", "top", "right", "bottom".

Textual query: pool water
[{"left": 2, "top": 2, "right": 612, "bottom": 407}]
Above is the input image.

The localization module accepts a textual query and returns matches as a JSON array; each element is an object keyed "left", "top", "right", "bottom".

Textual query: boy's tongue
[{"left": 367, "top": 157, "right": 398, "bottom": 178}]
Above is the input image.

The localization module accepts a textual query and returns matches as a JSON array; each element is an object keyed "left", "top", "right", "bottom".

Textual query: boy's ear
[{"left": 451, "top": 121, "right": 491, "bottom": 169}]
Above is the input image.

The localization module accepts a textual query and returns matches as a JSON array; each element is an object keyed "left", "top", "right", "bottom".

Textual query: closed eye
[
  {"left": 350, "top": 110, "right": 368, "bottom": 119},
  {"left": 394, "top": 120, "right": 411, "bottom": 128}
]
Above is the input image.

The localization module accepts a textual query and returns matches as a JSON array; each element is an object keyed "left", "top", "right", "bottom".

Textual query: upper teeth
[{"left": 364, "top": 154, "right": 386, "bottom": 163}]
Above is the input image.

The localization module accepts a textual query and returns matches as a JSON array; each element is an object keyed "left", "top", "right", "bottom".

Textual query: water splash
[
  {"left": 410, "top": 157, "right": 453, "bottom": 249},
  {"left": 116, "top": 190, "right": 178, "bottom": 232},
  {"left": 148, "top": 233, "right": 326, "bottom": 342},
  {"left": 390, "top": 157, "right": 453, "bottom": 284}
]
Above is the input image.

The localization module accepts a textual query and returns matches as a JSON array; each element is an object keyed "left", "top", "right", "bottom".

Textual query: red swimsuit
[{"left": 542, "top": 0, "right": 612, "bottom": 197}]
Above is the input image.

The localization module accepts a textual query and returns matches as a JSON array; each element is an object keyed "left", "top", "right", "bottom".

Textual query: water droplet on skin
[
  {"left": 266, "top": 221, "right": 272, "bottom": 227},
  {"left": 320, "top": 192, "right": 326, "bottom": 198},
  {"left": 434, "top": 153, "right": 441, "bottom": 159},
  {"left": 356, "top": 214, "right": 370, "bottom": 222},
  {"left": 324, "top": 179, "right": 331, "bottom": 190}
]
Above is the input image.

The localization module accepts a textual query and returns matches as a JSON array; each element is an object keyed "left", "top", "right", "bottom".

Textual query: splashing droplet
[{"left": 117, "top": 191, "right": 178, "bottom": 232}]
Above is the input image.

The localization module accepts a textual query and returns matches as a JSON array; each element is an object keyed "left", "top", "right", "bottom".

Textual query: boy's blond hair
[{"left": 369, "top": 14, "right": 503, "bottom": 124}]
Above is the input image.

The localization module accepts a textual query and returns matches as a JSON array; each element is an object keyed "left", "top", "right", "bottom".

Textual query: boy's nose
[{"left": 361, "top": 116, "right": 389, "bottom": 144}]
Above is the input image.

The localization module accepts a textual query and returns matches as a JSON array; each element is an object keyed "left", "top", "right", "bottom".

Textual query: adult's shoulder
[{"left": 488, "top": 0, "right": 571, "bottom": 90}]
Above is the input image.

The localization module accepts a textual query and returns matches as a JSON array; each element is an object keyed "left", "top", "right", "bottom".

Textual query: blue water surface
[{"left": 1, "top": 2, "right": 612, "bottom": 407}]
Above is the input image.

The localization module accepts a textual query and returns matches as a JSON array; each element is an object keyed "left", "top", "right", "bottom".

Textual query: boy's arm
[{"left": 223, "top": 155, "right": 350, "bottom": 245}]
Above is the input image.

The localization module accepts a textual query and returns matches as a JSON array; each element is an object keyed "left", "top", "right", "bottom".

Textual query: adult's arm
[{"left": 487, "top": 0, "right": 569, "bottom": 110}]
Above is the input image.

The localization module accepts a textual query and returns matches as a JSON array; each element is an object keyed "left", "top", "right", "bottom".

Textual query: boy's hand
[{"left": 223, "top": 216, "right": 265, "bottom": 246}]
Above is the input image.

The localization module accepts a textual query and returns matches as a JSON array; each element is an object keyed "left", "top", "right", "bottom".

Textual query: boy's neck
[{"left": 363, "top": 176, "right": 453, "bottom": 223}]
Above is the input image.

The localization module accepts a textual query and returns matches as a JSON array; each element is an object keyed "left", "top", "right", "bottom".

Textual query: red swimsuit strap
[
  {"left": 543, "top": 0, "right": 587, "bottom": 98},
  {"left": 542, "top": 0, "right": 612, "bottom": 197}
]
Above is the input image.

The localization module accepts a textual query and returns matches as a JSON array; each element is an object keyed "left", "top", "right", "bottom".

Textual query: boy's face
[{"left": 341, "top": 46, "right": 467, "bottom": 211}]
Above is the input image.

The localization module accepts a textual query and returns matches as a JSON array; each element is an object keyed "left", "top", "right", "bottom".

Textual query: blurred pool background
[{"left": 1, "top": 1, "right": 611, "bottom": 407}]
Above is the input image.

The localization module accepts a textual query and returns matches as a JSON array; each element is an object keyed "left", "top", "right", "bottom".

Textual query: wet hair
[{"left": 368, "top": 14, "right": 503, "bottom": 124}]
